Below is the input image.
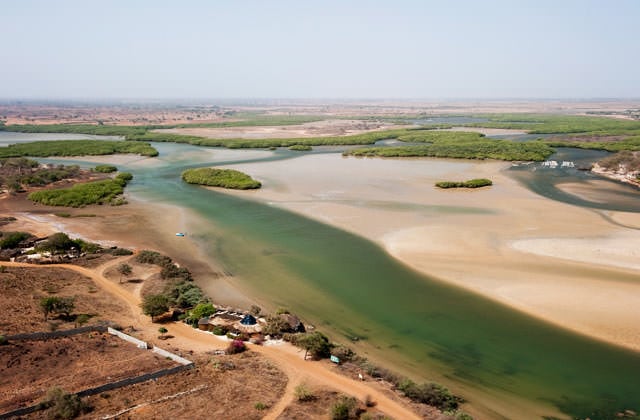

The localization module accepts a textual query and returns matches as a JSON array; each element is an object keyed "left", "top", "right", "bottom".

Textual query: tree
[
  {"left": 41, "top": 387, "right": 88, "bottom": 419},
  {"left": 249, "top": 305, "right": 262, "bottom": 316},
  {"left": 37, "top": 232, "right": 75, "bottom": 253},
  {"left": 141, "top": 294, "right": 170, "bottom": 322},
  {"left": 296, "top": 332, "right": 331, "bottom": 360},
  {"left": 158, "top": 327, "right": 168, "bottom": 337},
  {"left": 40, "top": 296, "right": 75, "bottom": 321},
  {"left": 188, "top": 302, "right": 216, "bottom": 323},
  {"left": 117, "top": 263, "right": 132, "bottom": 284}
]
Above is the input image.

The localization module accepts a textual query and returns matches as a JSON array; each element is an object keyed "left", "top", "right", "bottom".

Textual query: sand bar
[{"left": 215, "top": 152, "right": 640, "bottom": 352}]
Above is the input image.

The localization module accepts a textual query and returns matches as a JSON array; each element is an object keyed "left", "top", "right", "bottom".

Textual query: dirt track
[{"left": 3, "top": 261, "right": 421, "bottom": 420}]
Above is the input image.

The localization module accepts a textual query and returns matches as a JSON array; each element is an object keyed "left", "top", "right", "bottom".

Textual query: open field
[{"left": 0, "top": 333, "right": 178, "bottom": 413}]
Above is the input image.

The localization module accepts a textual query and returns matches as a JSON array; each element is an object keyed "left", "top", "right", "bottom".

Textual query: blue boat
[{"left": 175, "top": 232, "right": 185, "bottom": 237}]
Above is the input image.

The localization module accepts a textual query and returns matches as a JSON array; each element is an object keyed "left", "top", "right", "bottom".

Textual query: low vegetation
[
  {"left": 136, "top": 249, "right": 209, "bottom": 318},
  {"left": 289, "top": 144, "right": 313, "bottom": 151},
  {"left": 465, "top": 114, "right": 640, "bottom": 135},
  {"left": 0, "top": 231, "right": 32, "bottom": 249},
  {"left": 0, "top": 158, "right": 84, "bottom": 193},
  {"left": 0, "top": 139, "right": 158, "bottom": 158},
  {"left": 28, "top": 172, "right": 133, "bottom": 207},
  {"left": 435, "top": 178, "right": 492, "bottom": 189},
  {"left": 93, "top": 164, "right": 117, "bottom": 173},
  {"left": 39, "top": 387, "right": 90, "bottom": 419},
  {"left": 182, "top": 167, "right": 261, "bottom": 189}
]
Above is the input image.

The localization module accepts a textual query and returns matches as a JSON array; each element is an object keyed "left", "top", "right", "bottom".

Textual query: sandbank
[{"left": 214, "top": 152, "right": 640, "bottom": 352}]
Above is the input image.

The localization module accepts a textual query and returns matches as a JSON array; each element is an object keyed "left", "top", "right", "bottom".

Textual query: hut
[
  {"left": 198, "top": 317, "right": 211, "bottom": 331},
  {"left": 280, "top": 313, "right": 306, "bottom": 333},
  {"left": 240, "top": 314, "right": 257, "bottom": 325}
]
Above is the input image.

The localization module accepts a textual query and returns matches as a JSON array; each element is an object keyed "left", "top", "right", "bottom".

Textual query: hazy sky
[{"left": 2, "top": 0, "right": 639, "bottom": 99}]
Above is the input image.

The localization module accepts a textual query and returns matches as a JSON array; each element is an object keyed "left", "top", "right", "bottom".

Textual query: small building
[
  {"left": 280, "top": 313, "right": 306, "bottom": 333},
  {"left": 198, "top": 317, "right": 211, "bottom": 331},
  {"left": 240, "top": 314, "right": 257, "bottom": 325}
]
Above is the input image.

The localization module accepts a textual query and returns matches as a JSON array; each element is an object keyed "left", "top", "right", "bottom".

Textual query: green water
[{"left": 45, "top": 142, "right": 640, "bottom": 419}]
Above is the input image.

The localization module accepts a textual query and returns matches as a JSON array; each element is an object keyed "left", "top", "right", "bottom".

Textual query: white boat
[{"left": 175, "top": 232, "right": 185, "bottom": 237}]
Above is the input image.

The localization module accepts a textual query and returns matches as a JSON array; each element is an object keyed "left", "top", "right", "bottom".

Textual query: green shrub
[
  {"left": 331, "top": 396, "right": 358, "bottom": 420},
  {"left": 397, "top": 380, "right": 461, "bottom": 411},
  {"left": 294, "top": 384, "right": 315, "bottom": 402},
  {"left": 211, "top": 325, "right": 228, "bottom": 335},
  {"left": 254, "top": 402, "right": 268, "bottom": 410},
  {"left": 93, "top": 165, "right": 117, "bottom": 173},
  {"left": 0, "top": 335, "right": 7, "bottom": 345},
  {"left": 182, "top": 167, "right": 261, "bottom": 190},
  {"left": 435, "top": 178, "right": 492, "bottom": 189},
  {"left": 41, "top": 387, "right": 89, "bottom": 419},
  {"left": 289, "top": 144, "right": 312, "bottom": 151},
  {"left": 0, "top": 231, "right": 31, "bottom": 249}
]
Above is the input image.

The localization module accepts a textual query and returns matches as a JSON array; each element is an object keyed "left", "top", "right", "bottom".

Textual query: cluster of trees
[
  {"left": 0, "top": 158, "right": 82, "bottom": 192},
  {"left": 181, "top": 168, "right": 261, "bottom": 190},
  {"left": 35, "top": 232, "right": 101, "bottom": 254},
  {"left": 435, "top": 178, "right": 493, "bottom": 189},
  {"left": 0, "top": 231, "right": 32, "bottom": 249},
  {"left": 137, "top": 250, "right": 209, "bottom": 321},
  {"left": 28, "top": 172, "right": 133, "bottom": 207},
  {"left": 0, "top": 140, "right": 158, "bottom": 158}
]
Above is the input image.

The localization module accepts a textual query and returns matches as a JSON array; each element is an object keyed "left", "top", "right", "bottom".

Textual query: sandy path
[{"left": 2, "top": 261, "right": 421, "bottom": 420}]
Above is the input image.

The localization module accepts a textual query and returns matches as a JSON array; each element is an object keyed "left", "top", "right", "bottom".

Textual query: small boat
[{"left": 175, "top": 232, "right": 185, "bottom": 237}]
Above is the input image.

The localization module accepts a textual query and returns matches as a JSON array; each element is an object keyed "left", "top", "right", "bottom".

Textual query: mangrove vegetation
[
  {"left": 28, "top": 172, "right": 133, "bottom": 207},
  {"left": 0, "top": 140, "right": 158, "bottom": 158},
  {"left": 182, "top": 167, "right": 261, "bottom": 190},
  {"left": 435, "top": 179, "right": 493, "bottom": 189}
]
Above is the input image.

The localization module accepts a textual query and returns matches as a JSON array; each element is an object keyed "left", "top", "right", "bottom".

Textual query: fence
[{"left": 0, "top": 327, "right": 193, "bottom": 419}]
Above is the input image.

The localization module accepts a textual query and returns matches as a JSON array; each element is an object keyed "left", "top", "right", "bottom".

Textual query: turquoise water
[{"left": 21, "top": 139, "right": 640, "bottom": 418}]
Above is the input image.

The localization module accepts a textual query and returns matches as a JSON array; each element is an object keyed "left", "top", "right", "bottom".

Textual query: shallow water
[{"left": 12, "top": 135, "right": 640, "bottom": 419}]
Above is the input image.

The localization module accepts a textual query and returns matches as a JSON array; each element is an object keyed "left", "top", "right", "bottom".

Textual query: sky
[{"left": 2, "top": 0, "right": 639, "bottom": 99}]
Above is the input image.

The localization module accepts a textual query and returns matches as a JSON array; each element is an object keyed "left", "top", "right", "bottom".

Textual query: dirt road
[{"left": 3, "top": 261, "right": 422, "bottom": 420}]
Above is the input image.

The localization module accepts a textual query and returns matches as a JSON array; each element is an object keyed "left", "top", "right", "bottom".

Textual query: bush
[
  {"left": 211, "top": 325, "right": 228, "bottom": 335},
  {"left": 109, "top": 248, "right": 134, "bottom": 256},
  {"left": 289, "top": 145, "right": 312, "bottom": 151},
  {"left": 435, "top": 179, "right": 492, "bottom": 189},
  {"left": 93, "top": 164, "right": 117, "bottom": 173},
  {"left": 141, "top": 294, "right": 170, "bottom": 321},
  {"left": 0, "top": 335, "right": 7, "bottom": 345},
  {"left": 188, "top": 302, "right": 216, "bottom": 323},
  {"left": 254, "top": 402, "right": 268, "bottom": 410},
  {"left": 226, "top": 339, "right": 247, "bottom": 354},
  {"left": 0, "top": 231, "right": 31, "bottom": 249},
  {"left": 294, "top": 384, "right": 315, "bottom": 402},
  {"left": 331, "top": 396, "right": 358, "bottom": 420},
  {"left": 397, "top": 380, "right": 461, "bottom": 411},
  {"left": 135, "top": 250, "right": 172, "bottom": 266},
  {"left": 41, "top": 387, "right": 89, "bottom": 419}
]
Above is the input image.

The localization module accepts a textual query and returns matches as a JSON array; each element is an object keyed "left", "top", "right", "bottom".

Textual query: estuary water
[{"left": 9, "top": 135, "right": 640, "bottom": 419}]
